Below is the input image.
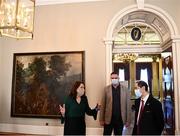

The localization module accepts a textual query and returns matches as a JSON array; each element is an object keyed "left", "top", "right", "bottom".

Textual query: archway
[{"left": 104, "top": 3, "right": 180, "bottom": 134}]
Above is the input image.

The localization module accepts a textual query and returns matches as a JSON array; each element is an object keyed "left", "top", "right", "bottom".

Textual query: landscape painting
[{"left": 11, "top": 51, "right": 85, "bottom": 118}]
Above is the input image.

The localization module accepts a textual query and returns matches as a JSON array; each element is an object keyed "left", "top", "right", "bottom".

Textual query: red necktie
[{"left": 137, "top": 100, "right": 144, "bottom": 134}]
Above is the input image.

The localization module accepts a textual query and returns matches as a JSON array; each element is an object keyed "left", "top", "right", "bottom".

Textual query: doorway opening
[
  {"left": 110, "top": 14, "right": 175, "bottom": 134},
  {"left": 104, "top": 3, "right": 179, "bottom": 133}
]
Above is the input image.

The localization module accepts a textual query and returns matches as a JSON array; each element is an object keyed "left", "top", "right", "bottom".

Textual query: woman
[{"left": 59, "top": 81, "right": 99, "bottom": 135}]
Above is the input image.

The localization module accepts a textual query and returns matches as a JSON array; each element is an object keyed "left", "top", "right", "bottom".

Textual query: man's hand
[
  {"left": 99, "top": 121, "right": 105, "bottom": 126},
  {"left": 95, "top": 103, "right": 101, "bottom": 111},
  {"left": 125, "top": 122, "right": 130, "bottom": 127}
]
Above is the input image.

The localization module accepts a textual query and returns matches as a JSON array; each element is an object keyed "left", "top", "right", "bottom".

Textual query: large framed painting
[{"left": 11, "top": 51, "right": 85, "bottom": 118}]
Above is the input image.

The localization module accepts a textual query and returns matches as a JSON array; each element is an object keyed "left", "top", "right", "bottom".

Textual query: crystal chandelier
[
  {"left": 113, "top": 53, "right": 138, "bottom": 62},
  {"left": 0, "top": 0, "right": 35, "bottom": 39}
]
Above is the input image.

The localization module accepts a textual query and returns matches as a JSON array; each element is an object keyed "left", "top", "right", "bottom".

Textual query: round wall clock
[{"left": 131, "top": 27, "right": 142, "bottom": 41}]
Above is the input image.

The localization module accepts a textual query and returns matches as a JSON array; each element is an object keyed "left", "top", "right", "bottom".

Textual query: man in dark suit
[{"left": 132, "top": 80, "right": 164, "bottom": 135}]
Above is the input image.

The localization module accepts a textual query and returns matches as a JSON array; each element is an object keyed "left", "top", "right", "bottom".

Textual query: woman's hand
[{"left": 59, "top": 104, "right": 65, "bottom": 116}]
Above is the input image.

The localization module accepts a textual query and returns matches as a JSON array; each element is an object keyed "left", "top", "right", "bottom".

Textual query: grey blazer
[{"left": 99, "top": 82, "right": 131, "bottom": 125}]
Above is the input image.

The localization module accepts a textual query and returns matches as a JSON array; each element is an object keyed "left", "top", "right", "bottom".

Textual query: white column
[
  {"left": 104, "top": 39, "right": 113, "bottom": 86},
  {"left": 172, "top": 39, "right": 180, "bottom": 135}
]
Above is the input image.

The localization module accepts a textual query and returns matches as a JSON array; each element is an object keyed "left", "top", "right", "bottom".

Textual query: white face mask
[
  {"left": 134, "top": 89, "right": 142, "bottom": 98},
  {"left": 77, "top": 88, "right": 85, "bottom": 97},
  {"left": 111, "top": 79, "right": 119, "bottom": 85}
]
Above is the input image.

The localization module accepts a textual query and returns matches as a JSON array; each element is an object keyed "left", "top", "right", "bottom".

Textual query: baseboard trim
[{"left": 0, "top": 123, "right": 103, "bottom": 135}]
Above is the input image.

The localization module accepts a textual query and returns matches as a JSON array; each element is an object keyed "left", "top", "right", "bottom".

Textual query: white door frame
[{"left": 104, "top": 4, "right": 180, "bottom": 134}]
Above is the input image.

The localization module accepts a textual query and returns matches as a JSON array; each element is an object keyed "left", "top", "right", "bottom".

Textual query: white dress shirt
[{"left": 137, "top": 93, "right": 149, "bottom": 125}]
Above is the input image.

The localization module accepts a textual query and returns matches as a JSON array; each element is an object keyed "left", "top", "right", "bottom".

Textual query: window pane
[{"left": 119, "top": 68, "right": 125, "bottom": 81}]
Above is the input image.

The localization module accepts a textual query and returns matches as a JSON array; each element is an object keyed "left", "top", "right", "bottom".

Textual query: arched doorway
[{"left": 104, "top": 3, "right": 179, "bottom": 135}]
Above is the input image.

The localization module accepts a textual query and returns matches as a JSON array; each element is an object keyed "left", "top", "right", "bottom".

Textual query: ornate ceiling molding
[{"left": 36, "top": 0, "right": 107, "bottom": 6}]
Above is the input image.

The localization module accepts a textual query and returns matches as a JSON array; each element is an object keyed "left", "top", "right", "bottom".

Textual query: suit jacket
[
  {"left": 99, "top": 82, "right": 131, "bottom": 125},
  {"left": 132, "top": 94, "right": 164, "bottom": 135}
]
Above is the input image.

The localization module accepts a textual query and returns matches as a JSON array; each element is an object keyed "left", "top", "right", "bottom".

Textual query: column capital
[
  {"left": 172, "top": 35, "right": 180, "bottom": 43},
  {"left": 103, "top": 38, "right": 114, "bottom": 45}
]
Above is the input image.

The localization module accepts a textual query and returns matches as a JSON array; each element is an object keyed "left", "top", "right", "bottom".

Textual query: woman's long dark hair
[{"left": 69, "top": 81, "right": 85, "bottom": 99}]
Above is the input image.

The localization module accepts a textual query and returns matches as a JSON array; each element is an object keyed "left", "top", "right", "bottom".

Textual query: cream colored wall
[
  {"left": 0, "top": 0, "right": 135, "bottom": 128},
  {"left": 0, "top": 40, "right": 2, "bottom": 120},
  {"left": 146, "top": 0, "right": 180, "bottom": 30},
  {"left": 0, "top": 0, "right": 179, "bottom": 130}
]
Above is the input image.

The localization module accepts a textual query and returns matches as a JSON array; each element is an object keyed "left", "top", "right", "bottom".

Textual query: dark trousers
[
  {"left": 103, "top": 119, "right": 123, "bottom": 135},
  {"left": 64, "top": 117, "right": 85, "bottom": 135}
]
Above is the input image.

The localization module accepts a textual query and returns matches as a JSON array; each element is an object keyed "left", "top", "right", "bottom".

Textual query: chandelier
[
  {"left": 0, "top": 0, "right": 35, "bottom": 39},
  {"left": 113, "top": 53, "right": 138, "bottom": 62}
]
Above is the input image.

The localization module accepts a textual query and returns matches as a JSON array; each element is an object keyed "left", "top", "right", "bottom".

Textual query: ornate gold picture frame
[{"left": 11, "top": 51, "right": 85, "bottom": 118}]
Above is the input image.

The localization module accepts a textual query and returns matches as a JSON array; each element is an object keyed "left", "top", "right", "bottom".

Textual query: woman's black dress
[{"left": 62, "top": 96, "right": 97, "bottom": 135}]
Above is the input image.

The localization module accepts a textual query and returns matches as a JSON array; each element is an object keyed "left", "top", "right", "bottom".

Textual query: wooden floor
[{"left": 0, "top": 132, "right": 39, "bottom": 135}]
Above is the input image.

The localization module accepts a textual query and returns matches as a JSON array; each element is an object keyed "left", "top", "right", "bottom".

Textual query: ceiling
[{"left": 36, "top": 0, "right": 107, "bottom": 6}]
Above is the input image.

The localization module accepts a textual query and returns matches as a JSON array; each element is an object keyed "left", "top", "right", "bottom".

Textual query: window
[
  {"left": 119, "top": 68, "right": 125, "bottom": 81},
  {"left": 113, "top": 24, "right": 160, "bottom": 46},
  {"left": 140, "top": 68, "right": 148, "bottom": 85}
]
